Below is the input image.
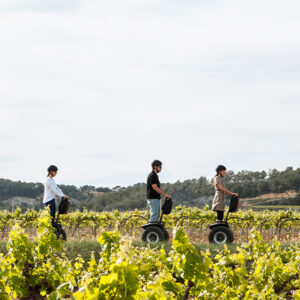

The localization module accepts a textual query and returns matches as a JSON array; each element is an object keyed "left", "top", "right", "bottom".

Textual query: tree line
[{"left": 0, "top": 166, "right": 300, "bottom": 211}]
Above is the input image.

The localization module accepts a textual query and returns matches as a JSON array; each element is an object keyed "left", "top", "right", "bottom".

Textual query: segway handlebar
[
  {"left": 225, "top": 195, "right": 239, "bottom": 222},
  {"left": 159, "top": 197, "right": 173, "bottom": 223}
]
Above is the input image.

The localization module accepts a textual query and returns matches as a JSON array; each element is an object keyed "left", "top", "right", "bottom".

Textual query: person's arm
[
  {"left": 152, "top": 184, "right": 171, "bottom": 199},
  {"left": 216, "top": 183, "right": 238, "bottom": 197},
  {"left": 47, "top": 180, "right": 66, "bottom": 198}
]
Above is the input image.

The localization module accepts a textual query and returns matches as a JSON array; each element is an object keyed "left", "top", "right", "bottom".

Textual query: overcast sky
[{"left": 0, "top": 0, "right": 299, "bottom": 187}]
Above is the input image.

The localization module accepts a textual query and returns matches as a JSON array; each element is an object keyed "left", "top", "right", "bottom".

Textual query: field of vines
[
  {"left": 0, "top": 209, "right": 299, "bottom": 299},
  {"left": 0, "top": 207, "right": 300, "bottom": 242}
]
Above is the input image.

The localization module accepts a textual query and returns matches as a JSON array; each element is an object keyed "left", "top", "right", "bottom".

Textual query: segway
[
  {"left": 141, "top": 197, "right": 172, "bottom": 244},
  {"left": 208, "top": 195, "right": 239, "bottom": 244},
  {"left": 53, "top": 197, "right": 70, "bottom": 241}
]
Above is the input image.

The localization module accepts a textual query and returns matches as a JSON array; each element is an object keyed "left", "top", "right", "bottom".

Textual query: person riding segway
[
  {"left": 43, "top": 165, "right": 69, "bottom": 240},
  {"left": 141, "top": 160, "right": 172, "bottom": 243},
  {"left": 208, "top": 165, "right": 239, "bottom": 244}
]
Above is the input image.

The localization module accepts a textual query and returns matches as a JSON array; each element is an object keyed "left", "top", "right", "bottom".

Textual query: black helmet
[
  {"left": 216, "top": 165, "right": 226, "bottom": 173},
  {"left": 152, "top": 160, "right": 162, "bottom": 168},
  {"left": 47, "top": 165, "right": 58, "bottom": 173}
]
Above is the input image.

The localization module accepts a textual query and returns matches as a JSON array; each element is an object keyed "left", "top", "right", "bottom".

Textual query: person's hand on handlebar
[
  {"left": 165, "top": 194, "right": 172, "bottom": 199},
  {"left": 232, "top": 193, "right": 238, "bottom": 197}
]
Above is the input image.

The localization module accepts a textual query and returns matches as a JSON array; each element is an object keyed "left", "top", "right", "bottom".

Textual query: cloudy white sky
[{"left": 0, "top": 0, "right": 299, "bottom": 187}]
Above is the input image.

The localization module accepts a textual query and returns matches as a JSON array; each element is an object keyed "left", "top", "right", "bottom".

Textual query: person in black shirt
[{"left": 147, "top": 160, "right": 171, "bottom": 223}]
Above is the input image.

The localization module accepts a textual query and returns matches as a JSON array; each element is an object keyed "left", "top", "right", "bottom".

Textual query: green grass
[
  {"left": 133, "top": 240, "right": 238, "bottom": 254},
  {"left": 63, "top": 239, "right": 102, "bottom": 263},
  {"left": 0, "top": 239, "right": 237, "bottom": 261},
  {"left": 0, "top": 239, "right": 298, "bottom": 264},
  {"left": 0, "top": 239, "right": 102, "bottom": 263}
]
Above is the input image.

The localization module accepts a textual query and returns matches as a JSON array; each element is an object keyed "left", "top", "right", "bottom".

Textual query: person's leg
[
  {"left": 45, "top": 199, "right": 56, "bottom": 226},
  {"left": 50, "top": 200, "right": 56, "bottom": 224},
  {"left": 147, "top": 199, "right": 160, "bottom": 222},
  {"left": 216, "top": 210, "right": 224, "bottom": 222},
  {"left": 154, "top": 199, "right": 160, "bottom": 221}
]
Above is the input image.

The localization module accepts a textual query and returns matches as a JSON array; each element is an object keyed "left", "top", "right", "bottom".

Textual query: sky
[{"left": 0, "top": 0, "right": 300, "bottom": 187}]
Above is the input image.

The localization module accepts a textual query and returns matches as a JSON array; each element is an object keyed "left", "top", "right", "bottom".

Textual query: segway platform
[
  {"left": 141, "top": 222, "right": 164, "bottom": 229},
  {"left": 208, "top": 221, "right": 229, "bottom": 230}
]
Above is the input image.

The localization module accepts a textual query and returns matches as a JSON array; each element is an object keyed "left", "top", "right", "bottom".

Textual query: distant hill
[
  {"left": 240, "top": 190, "right": 300, "bottom": 210},
  {"left": 0, "top": 166, "right": 300, "bottom": 211}
]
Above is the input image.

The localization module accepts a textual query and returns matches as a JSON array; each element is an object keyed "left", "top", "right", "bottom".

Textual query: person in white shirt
[{"left": 43, "top": 165, "right": 68, "bottom": 225}]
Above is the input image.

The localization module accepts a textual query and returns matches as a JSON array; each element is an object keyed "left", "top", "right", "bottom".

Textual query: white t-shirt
[{"left": 43, "top": 177, "right": 65, "bottom": 204}]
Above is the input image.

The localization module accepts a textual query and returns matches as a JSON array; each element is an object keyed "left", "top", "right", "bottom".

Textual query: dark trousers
[
  {"left": 217, "top": 210, "right": 224, "bottom": 221},
  {"left": 44, "top": 199, "right": 56, "bottom": 225}
]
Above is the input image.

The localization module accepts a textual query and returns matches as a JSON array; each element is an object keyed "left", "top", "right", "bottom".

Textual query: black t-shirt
[{"left": 147, "top": 171, "right": 161, "bottom": 199}]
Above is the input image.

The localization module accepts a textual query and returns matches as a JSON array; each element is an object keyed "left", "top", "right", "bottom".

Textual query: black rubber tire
[
  {"left": 59, "top": 228, "right": 67, "bottom": 241},
  {"left": 54, "top": 225, "right": 67, "bottom": 241},
  {"left": 162, "top": 227, "right": 170, "bottom": 241},
  {"left": 142, "top": 226, "right": 165, "bottom": 244},
  {"left": 208, "top": 226, "right": 233, "bottom": 244}
]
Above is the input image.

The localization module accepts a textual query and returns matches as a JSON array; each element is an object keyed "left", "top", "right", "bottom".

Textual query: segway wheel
[
  {"left": 59, "top": 228, "right": 67, "bottom": 241},
  {"left": 208, "top": 226, "right": 233, "bottom": 244},
  {"left": 142, "top": 226, "right": 165, "bottom": 244},
  {"left": 54, "top": 225, "right": 67, "bottom": 241}
]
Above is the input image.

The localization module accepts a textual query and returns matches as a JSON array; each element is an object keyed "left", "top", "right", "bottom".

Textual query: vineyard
[
  {"left": 0, "top": 207, "right": 300, "bottom": 242},
  {"left": 0, "top": 209, "right": 299, "bottom": 299}
]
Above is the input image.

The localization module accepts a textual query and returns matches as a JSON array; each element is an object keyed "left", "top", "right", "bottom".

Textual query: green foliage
[
  {"left": 0, "top": 210, "right": 76, "bottom": 299},
  {"left": 0, "top": 211, "right": 299, "bottom": 299},
  {"left": 0, "top": 207, "right": 299, "bottom": 240},
  {"left": 172, "top": 228, "right": 212, "bottom": 282}
]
